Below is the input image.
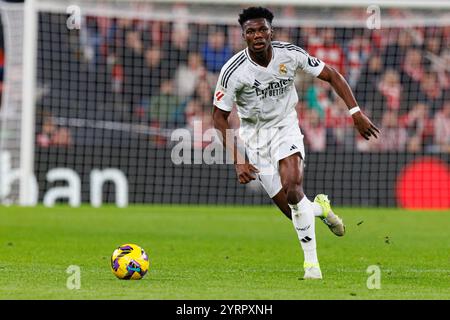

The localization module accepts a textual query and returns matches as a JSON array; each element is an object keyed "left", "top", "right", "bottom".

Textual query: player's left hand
[{"left": 352, "top": 112, "right": 380, "bottom": 140}]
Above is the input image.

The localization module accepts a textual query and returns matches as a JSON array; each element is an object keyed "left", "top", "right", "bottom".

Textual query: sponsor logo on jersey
[{"left": 254, "top": 78, "right": 293, "bottom": 100}]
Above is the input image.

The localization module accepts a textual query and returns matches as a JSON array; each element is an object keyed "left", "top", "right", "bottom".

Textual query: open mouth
[{"left": 253, "top": 42, "right": 265, "bottom": 49}]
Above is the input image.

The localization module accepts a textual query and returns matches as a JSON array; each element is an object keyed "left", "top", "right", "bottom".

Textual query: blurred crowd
[{"left": 32, "top": 11, "right": 450, "bottom": 152}]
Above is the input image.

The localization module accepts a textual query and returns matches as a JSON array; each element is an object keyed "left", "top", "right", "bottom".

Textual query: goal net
[{"left": 0, "top": 0, "right": 449, "bottom": 208}]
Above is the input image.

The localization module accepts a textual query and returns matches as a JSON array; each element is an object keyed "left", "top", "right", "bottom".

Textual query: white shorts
[{"left": 244, "top": 124, "right": 305, "bottom": 198}]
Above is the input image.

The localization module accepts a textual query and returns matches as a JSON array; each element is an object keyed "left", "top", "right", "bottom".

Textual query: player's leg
[
  {"left": 272, "top": 188, "right": 345, "bottom": 237},
  {"left": 272, "top": 189, "right": 324, "bottom": 219},
  {"left": 278, "top": 153, "right": 322, "bottom": 279},
  {"left": 271, "top": 190, "right": 292, "bottom": 219}
]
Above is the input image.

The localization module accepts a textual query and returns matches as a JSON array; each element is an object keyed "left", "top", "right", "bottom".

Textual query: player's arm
[
  {"left": 317, "top": 65, "right": 380, "bottom": 140},
  {"left": 212, "top": 106, "right": 259, "bottom": 184}
]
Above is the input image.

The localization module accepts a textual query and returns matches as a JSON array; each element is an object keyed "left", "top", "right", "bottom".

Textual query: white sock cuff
[{"left": 288, "top": 196, "right": 310, "bottom": 210}]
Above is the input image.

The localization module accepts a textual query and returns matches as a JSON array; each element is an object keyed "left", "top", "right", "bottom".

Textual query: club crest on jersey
[{"left": 279, "top": 63, "right": 287, "bottom": 75}]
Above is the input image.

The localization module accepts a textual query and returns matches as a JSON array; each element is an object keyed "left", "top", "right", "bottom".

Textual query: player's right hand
[
  {"left": 235, "top": 163, "right": 259, "bottom": 184},
  {"left": 352, "top": 111, "right": 380, "bottom": 140}
]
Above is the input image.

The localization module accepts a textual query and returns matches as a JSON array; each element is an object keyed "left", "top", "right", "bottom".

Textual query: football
[{"left": 110, "top": 244, "right": 150, "bottom": 280}]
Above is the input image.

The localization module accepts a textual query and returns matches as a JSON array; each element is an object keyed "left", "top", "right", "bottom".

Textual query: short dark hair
[{"left": 238, "top": 7, "right": 274, "bottom": 28}]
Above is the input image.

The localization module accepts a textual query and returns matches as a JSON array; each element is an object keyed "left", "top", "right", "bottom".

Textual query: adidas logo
[
  {"left": 290, "top": 144, "right": 297, "bottom": 151},
  {"left": 300, "top": 236, "right": 312, "bottom": 243},
  {"left": 253, "top": 79, "right": 261, "bottom": 88}
]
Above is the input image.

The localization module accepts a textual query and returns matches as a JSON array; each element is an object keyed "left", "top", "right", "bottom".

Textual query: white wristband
[{"left": 349, "top": 106, "right": 361, "bottom": 115}]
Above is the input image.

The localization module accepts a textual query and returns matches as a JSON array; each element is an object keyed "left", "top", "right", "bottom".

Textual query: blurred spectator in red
[
  {"left": 301, "top": 108, "right": 326, "bottom": 151},
  {"left": 201, "top": 26, "right": 232, "bottom": 74},
  {"left": 377, "top": 69, "right": 402, "bottom": 112},
  {"left": 433, "top": 102, "right": 450, "bottom": 153},
  {"left": 185, "top": 98, "right": 214, "bottom": 149},
  {"left": 401, "top": 102, "right": 433, "bottom": 152},
  {"left": 378, "top": 110, "right": 407, "bottom": 151},
  {"left": 309, "top": 28, "right": 346, "bottom": 76}
]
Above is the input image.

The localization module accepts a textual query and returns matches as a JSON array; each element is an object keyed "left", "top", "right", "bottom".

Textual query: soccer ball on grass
[{"left": 110, "top": 243, "right": 149, "bottom": 280}]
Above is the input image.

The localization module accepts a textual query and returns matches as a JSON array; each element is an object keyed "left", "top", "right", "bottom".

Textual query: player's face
[{"left": 242, "top": 18, "right": 272, "bottom": 53}]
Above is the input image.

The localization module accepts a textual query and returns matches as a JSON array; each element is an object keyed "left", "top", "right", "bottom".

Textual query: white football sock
[{"left": 289, "top": 196, "right": 319, "bottom": 267}]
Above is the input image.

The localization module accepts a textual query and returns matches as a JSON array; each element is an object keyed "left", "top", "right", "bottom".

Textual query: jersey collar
[{"left": 244, "top": 44, "right": 275, "bottom": 69}]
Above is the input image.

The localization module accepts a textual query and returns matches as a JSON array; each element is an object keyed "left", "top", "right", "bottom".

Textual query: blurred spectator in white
[
  {"left": 80, "top": 17, "right": 104, "bottom": 70},
  {"left": 308, "top": 28, "right": 346, "bottom": 76},
  {"left": 174, "top": 52, "right": 207, "bottom": 100},
  {"left": 346, "top": 28, "right": 372, "bottom": 88},
  {"left": 433, "top": 102, "right": 450, "bottom": 153},
  {"left": 431, "top": 48, "right": 450, "bottom": 91},
  {"left": 201, "top": 26, "right": 232, "bottom": 74}
]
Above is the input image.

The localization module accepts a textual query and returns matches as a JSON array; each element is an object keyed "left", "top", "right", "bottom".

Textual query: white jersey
[{"left": 213, "top": 41, "right": 325, "bottom": 146}]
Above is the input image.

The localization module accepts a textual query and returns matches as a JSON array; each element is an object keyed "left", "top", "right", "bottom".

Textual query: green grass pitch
[{"left": 0, "top": 205, "right": 449, "bottom": 300}]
